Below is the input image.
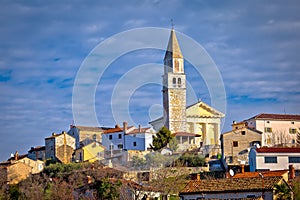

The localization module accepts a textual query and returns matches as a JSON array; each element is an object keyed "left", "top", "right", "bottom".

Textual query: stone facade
[
  {"left": 68, "top": 125, "right": 103, "bottom": 148},
  {"left": 0, "top": 162, "right": 32, "bottom": 185},
  {"left": 150, "top": 29, "right": 224, "bottom": 154},
  {"left": 221, "top": 122, "right": 262, "bottom": 165},
  {"left": 162, "top": 28, "right": 187, "bottom": 133},
  {"left": 45, "top": 132, "right": 76, "bottom": 163}
]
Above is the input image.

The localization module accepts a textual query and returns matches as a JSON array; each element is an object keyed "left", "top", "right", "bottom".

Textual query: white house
[
  {"left": 244, "top": 113, "right": 300, "bottom": 146},
  {"left": 249, "top": 146, "right": 300, "bottom": 174},
  {"left": 102, "top": 122, "right": 155, "bottom": 151}
]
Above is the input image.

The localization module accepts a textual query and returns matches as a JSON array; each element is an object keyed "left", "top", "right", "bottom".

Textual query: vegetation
[
  {"left": 175, "top": 154, "right": 205, "bottom": 167},
  {"left": 151, "top": 127, "right": 173, "bottom": 151},
  {"left": 0, "top": 162, "right": 124, "bottom": 200},
  {"left": 274, "top": 183, "right": 292, "bottom": 200}
]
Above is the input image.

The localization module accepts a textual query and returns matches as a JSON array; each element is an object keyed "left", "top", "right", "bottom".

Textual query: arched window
[
  {"left": 172, "top": 77, "right": 176, "bottom": 87},
  {"left": 178, "top": 78, "right": 181, "bottom": 87}
]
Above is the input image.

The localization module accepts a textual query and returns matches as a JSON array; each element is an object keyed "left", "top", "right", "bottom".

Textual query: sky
[{"left": 1, "top": 0, "right": 300, "bottom": 162}]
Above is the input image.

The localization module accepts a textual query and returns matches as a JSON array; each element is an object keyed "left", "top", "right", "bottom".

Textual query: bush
[{"left": 176, "top": 154, "right": 205, "bottom": 167}]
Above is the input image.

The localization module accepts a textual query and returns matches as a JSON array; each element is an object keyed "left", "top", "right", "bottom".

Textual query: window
[
  {"left": 289, "top": 156, "right": 300, "bottom": 163},
  {"left": 264, "top": 127, "right": 272, "bottom": 133},
  {"left": 109, "top": 135, "right": 112, "bottom": 140},
  {"left": 289, "top": 128, "right": 297, "bottom": 134},
  {"left": 118, "top": 134, "right": 122, "bottom": 139},
  {"left": 241, "top": 131, "right": 246, "bottom": 135},
  {"left": 178, "top": 78, "right": 181, "bottom": 87},
  {"left": 133, "top": 141, "right": 137, "bottom": 147},
  {"left": 93, "top": 134, "right": 97, "bottom": 141},
  {"left": 172, "top": 77, "right": 176, "bottom": 86},
  {"left": 291, "top": 121, "right": 295, "bottom": 124},
  {"left": 117, "top": 144, "right": 123, "bottom": 149},
  {"left": 265, "top": 156, "right": 277, "bottom": 163},
  {"left": 233, "top": 141, "right": 238, "bottom": 147}
]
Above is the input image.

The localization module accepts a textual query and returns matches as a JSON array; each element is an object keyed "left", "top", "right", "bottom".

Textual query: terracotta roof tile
[
  {"left": 180, "top": 176, "right": 282, "bottom": 194},
  {"left": 250, "top": 113, "right": 300, "bottom": 121},
  {"left": 233, "top": 170, "right": 288, "bottom": 178},
  {"left": 256, "top": 147, "right": 300, "bottom": 153},
  {"left": 173, "top": 132, "right": 197, "bottom": 137},
  {"left": 126, "top": 127, "right": 152, "bottom": 134},
  {"left": 103, "top": 127, "right": 123, "bottom": 134}
]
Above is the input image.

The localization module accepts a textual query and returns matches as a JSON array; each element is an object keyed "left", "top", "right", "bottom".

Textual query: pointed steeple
[{"left": 164, "top": 28, "right": 183, "bottom": 59}]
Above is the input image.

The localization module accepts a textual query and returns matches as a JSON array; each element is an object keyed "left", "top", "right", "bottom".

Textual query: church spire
[{"left": 164, "top": 28, "right": 183, "bottom": 60}]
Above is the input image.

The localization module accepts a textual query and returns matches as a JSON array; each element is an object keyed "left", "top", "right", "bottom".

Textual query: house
[
  {"left": 68, "top": 125, "right": 104, "bottom": 148},
  {"left": 27, "top": 146, "right": 45, "bottom": 161},
  {"left": 11, "top": 156, "right": 44, "bottom": 174},
  {"left": 45, "top": 131, "right": 76, "bottom": 163},
  {"left": 220, "top": 121, "right": 262, "bottom": 165},
  {"left": 179, "top": 174, "right": 290, "bottom": 200},
  {"left": 102, "top": 122, "right": 155, "bottom": 152},
  {"left": 124, "top": 125, "right": 155, "bottom": 151},
  {"left": 0, "top": 162, "right": 32, "bottom": 185},
  {"left": 102, "top": 123, "right": 128, "bottom": 151},
  {"left": 74, "top": 142, "right": 105, "bottom": 163},
  {"left": 244, "top": 113, "right": 300, "bottom": 146},
  {"left": 249, "top": 146, "right": 300, "bottom": 174}
]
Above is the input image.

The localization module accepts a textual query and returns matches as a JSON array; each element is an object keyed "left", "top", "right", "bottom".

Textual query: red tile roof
[
  {"left": 126, "top": 127, "right": 152, "bottom": 134},
  {"left": 103, "top": 127, "right": 123, "bottom": 134},
  {"left": 180, "top": 176, "right": 282, "bottom": 194},
  {"left": 173, "top": 132, "right": 197, "bottom": 137},
  {"left": 256, "top": 147, "right": 300, "bottom": 153},
  {"left": 250, "top": 113, "right": 300, "bottom": 121},
  {"left": 233, "top": 170, "right": 288, "bottom": 179}
]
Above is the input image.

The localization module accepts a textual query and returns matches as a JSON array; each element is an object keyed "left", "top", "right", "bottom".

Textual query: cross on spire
[{"left": 171, "top": 18, "right": 174, "bottom": 29}]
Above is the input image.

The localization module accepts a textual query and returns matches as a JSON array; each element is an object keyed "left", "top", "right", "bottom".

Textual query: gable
[{"left": 186, "top": 101, "right": 224, "bottom": 118}]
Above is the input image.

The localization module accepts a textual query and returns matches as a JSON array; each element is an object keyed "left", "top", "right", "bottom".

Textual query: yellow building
[{"left": 74, "top": 142, "right": 105, "bottom": 163}]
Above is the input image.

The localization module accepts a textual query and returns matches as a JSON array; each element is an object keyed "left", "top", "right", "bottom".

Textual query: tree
[
  {"left": 274, "top": 183, "right": 292, "bottom": 200},
  {"left": 95, "top": 178, "right": 122, "bottom": 200},
  {"left": 169, "top": 137, "right": 179, "bottom": 152},
  {"left": 151, "top": 127, "right": 173, "bottom": 151}
]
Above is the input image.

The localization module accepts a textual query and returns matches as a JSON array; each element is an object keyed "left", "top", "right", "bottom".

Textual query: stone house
[
  {"left": 68, "top": 125, "right": 103, "bottom": 148},
  {"left": 244, "top": 113, "right": 300, "bottom": 146},
  {"left": 220, "top": 121, "right": 262, "bottom": 165},
  {"left": 0, "top": 162, "right": 32, "bottom": 185},
  {"left": 45, "top": 131, "right": 76, "bottom": 163},
  {"left": 27, "top": 146, "right": 45, "bottom": 161}
]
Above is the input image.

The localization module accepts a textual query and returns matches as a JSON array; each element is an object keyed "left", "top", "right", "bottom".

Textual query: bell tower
[{"left": 162, "top": 28, "right": 186, "bottom": 133}]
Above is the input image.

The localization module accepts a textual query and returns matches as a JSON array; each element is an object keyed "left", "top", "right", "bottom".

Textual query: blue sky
[{"left": 1, "top": 0, "right": 300, "bottom": 161}]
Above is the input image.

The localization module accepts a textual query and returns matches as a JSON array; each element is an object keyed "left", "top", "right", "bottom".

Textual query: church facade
[{"left": 150, "top": 29, "right": 224, "bottom": 153}]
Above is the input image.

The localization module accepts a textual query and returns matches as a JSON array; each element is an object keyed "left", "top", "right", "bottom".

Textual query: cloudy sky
[{"left": 1, "top": 0, "right": 300, "bottom": 161}]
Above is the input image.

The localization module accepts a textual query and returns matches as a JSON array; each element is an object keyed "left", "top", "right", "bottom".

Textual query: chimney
[
  {"left": 289, "top": 165, "right": 295, "bottom": 179},
  {"left": 123, "top": 122, "right": 128, "bottom": 133},
  {"left": 139, "top": 125, "right": 141, "bottom": 133},
  {"left": 241, "top": 164, "right": 245, "bottom": 173},
  {"left": 70, "top": 124, "right": 74, "bottom": 129},
  {"left": 197, "top": 173, "right": 201, "bottom": 181},
  {"left": 14, "top": 151, "right": 19, "bottom": 161}
]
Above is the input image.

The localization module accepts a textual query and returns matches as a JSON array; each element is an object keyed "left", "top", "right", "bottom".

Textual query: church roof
[
  {"left": 186, "top": 101, "right": 225, "bottom": 118},
  {"left": 164, "top": 28, "right": 183, "bottom": 59}
]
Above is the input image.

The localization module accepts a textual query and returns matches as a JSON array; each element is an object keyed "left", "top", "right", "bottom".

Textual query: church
[{"left": 149, "top": 28, "right": 224, "bottom": 154}]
